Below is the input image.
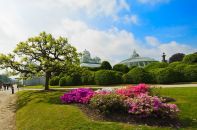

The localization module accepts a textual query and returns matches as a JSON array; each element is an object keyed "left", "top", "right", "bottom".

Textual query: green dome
[{"left": 120, "top": 50, "right": 157, "bottom": 67}]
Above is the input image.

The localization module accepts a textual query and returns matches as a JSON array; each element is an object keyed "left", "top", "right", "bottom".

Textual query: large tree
[
  {"left": 0, "top": 32, "right": 79, "bottom": 90},
  {"left": 169, "top": 53, "right": 185, "bottom": 63}
]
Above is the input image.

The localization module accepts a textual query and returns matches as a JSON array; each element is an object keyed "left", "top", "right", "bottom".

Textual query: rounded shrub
[
  {"left": 168, "top": 61, "right": 182, "bottom": 68},
  {"left": 49, "top": 76, "right": 60, "bottom": 86},
  {"left": 144, "top": 62, "right": 168, "bottom": 71},
  {"left": 81, "top": 71, "right": 95, "bottom": 85},
  {"left": 184, "top": 65, "right": 197, "bottom": 82},
  {"left": 183, "top": 53, "right": 197, "bottom": 64},
  {"left": 122, "top": 73, "right": 133, "bottom": 84},
  {"left": 100, "top": 61, "right": 112, "bottom": 70},
  {"left": 154, "top": 68, "right": 179, "bottom": 84},
  {"left": 127, "top": 67, "right": 152, "bottom": 84},
  {"left": 172, "top": 63, "right": 187, "bottom": 82},
  {"left": 95, "top": 70, "right": 122, "bottom": 85},
  {"left": 113, "top": 64, "right": 129, "bottom": 73},
  {"left": 59, "top": 76, "right": 78, "bottom": 86}
]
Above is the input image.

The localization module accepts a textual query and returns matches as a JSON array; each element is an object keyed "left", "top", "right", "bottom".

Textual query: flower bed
[{"left": 60, "top": 84, "right": 179, "bottom": 126}]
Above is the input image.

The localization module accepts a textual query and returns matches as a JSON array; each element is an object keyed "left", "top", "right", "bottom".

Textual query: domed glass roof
[{"left": 120, "top": 50, "right": 157, "bottom": 67}]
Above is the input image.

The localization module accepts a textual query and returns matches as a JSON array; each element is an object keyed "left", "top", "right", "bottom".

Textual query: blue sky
[{"left": 0, "top": 0, "right": 196, "bottom": 64}]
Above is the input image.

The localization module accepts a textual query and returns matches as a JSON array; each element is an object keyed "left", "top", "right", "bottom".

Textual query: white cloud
[
  {"left": 52, "top": 19, "right": 196, "bottom": 64},
  {"left": 137, "top": 0, "right": 170, "bottom": 5},
  {"left": 124, "top": 15, "right": 139, "bottom": 25},
  {"left": 145, "top": 36, "right": 160, "bottom": 46},
  {"left": 0, "top": 0, "right": 196, "bottom": 66}
]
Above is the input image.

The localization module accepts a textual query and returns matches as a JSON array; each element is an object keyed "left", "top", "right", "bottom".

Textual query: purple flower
[{"left": 60, "top": 88, "right": 95, "bottom": 104}]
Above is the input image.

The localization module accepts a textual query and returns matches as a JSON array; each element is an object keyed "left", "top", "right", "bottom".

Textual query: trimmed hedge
[
  {"left": 183, "top": 53, "right": 197, "bottom": 64},
  {"left": 122, "top": 73, "right": 133, "bottom": 84},
  {"left": 184, "top": 65, "right": 197, "bottom": 82},
  {"left": 127, "top": 67, "right": 152, "bottom": 84},
  {"left": 49, "top": 76, "right": 60, "bottom": 86},
  {"left": 144, "top": 62, "right": 168, "bottom": 71},
  {"left": 59, "top": 75, "right": 81, "bottom": 86},
  {"left": 81, "top": 71, "right": 95, "bottom": 85},
  {"left": 95, "top": 70, "right": 122, "bottom": 85},
  {"left": 113, "top": 64, "right": 129, "bottom": 73},
  {"left": 153, "top": 68, "right": 179, "bottom": 84}
]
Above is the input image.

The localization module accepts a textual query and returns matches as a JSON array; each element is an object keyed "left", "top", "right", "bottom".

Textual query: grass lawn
[{"left": 16, "top": 87, "right": 197, "bottom": 130}]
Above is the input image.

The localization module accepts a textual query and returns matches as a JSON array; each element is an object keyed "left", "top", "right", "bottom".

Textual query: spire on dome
[{"left": 131, "top": 50, "right": 140, "bottom": 58}]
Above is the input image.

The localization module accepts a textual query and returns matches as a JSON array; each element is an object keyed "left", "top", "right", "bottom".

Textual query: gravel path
[{"left": 0, "top": 90, "right": 17, "bottom": 130}]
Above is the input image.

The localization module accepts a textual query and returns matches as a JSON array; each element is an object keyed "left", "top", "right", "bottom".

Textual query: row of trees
[{"left": 49, "top": 52, "right": 197, "bottom": 86}]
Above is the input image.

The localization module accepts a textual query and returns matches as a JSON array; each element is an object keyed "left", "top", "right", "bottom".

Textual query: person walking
[
  {"left": 11, "top": 84, "right": 14, "bottom": 94},
  {"left": 3, "top": 84, "right": 6, "bottom": 91}
]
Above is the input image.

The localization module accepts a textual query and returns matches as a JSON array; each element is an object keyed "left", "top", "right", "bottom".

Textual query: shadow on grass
[{"left": 17, "top": 89, "right": 69, "bottom": 110}]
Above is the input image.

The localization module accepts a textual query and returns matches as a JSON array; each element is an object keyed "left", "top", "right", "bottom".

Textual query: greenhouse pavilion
[{"left": 119, "top": 50, "right": 157, "bottom": 67}]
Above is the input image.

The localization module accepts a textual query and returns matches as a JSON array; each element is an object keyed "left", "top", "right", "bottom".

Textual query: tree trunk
[{"left": 44, "top": 71, "right": 50, "bottom": 90}]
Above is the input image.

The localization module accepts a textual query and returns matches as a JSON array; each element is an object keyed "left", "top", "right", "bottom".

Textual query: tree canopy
[
  {"left": 100, "top": 61, "right": 112, "bottom": 70},
  {"left": 0, "top": 32, "right": 79, "bottom": 90},
  {"left": 169, "top": 53, "right": 185, "bottom": 63}
]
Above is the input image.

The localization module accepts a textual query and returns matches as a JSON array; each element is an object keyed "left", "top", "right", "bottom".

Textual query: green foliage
[
  {"left": 122, "top": 73, "right": 133, "bottom": 84},
  {"left": 95, "top": 70, "right": 122, "bottom": 85},
  {"left": 113, "top": 64, "right": 129, "bottom": 73},
  {"left": 49, "top": 76, "right": 60, "bottom": 86},
  {"left": 153, "top": 68, "right": 178, "bottom": 84},
  {"left": 183, "top": 53, "right": 197, "bottom": 64},
  {"left": 184, "top": 65, "right": 197, "bottom": 82},
  {"left": 100, "top": 61, "right": 112, "bottom": 70},
  {"left": 127, "top": 67, "right": 152, "bottom": 84},
  {"left": 59, "top": 74, "right": 81, "bottom": 86},
  {"left": 81, "top": 70, "right": 95, "bottom": 85},
  {"left": 0, "top": 32, "right": 79, "bottom": 90},
  {"left": 168, "top": 61, "right": 182, "bottom": 68},
  {"left": 90, "top": 93, "right": 126, "bottom": 115},
  {"left": 169, "top": 53, "right": 185, "bottom": 63},
  {"left": 144, "top": 62, "right": 168, "bottom": 71},
  {"left": 59, "top": 77, "right": 67, "bottom": 86}
]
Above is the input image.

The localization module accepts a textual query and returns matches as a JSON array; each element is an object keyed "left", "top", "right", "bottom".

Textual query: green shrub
[
  {"left": 59, "top": 75, "right": 81, "bottom": 86},
  {"left": 184, "top": 65, "right": 197, "bottom": 82},
  {"left": 95, "top": 70, "right": 122, "bottom": 85},
  {"left": 153, "top": 68, "right": 178, "bottom": 84},
  {"left": 144, "top": 62, "right": 168, "bottom": 71},
  {"left": 113, "top": 64, "right": 129, "bottom": 73},
  {"left": 122, "top": 73, "right": 133, "bottom": 84},
  {"left": 172, "top": 63, "right": 187, "bottom": 82},
  {"left": 114, "top": 71, "right": 123, "bottom": 84},
  {"left": 100, "top": 61, "right": 112, "bottom": 70},
  {"left": 81, "top": 71, "right": 95, "bottom": 85},
  {"left": 59, "top": 76, "right": 67, "bottom": 86},
  {"left": 183, "top": 53, "right": 197, "bottom": 64},
  {"left": 127, "top": 67, "right": 152, "bottom": 84},
  {"left": 168, "top": 61, "right": 182, "bottom": 68},
  {"left": 90, "top": 93, "right": 126, "bottom": 114},
  {"left": 49, "top": 76, "right": 60, "bottom": 86}
]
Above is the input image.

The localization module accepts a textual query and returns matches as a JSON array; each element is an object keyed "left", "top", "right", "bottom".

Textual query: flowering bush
[
  {"left": 90, "top": 93, "right": 126, "bottom": 114},
  {"left": 60, "top": 88, "right": 94, "bottom": 104},
  {"left": 115, "top": 84, "right": 150, "bottom": 97},
  {"left": 60, "top": 84, "right": 179, "bottom": 119},
  {"left": 124, "top": 94, "right": 179, "bottom": 118},
  {"left": 95, "top": 87, "right": 115, "bottom": 94}
]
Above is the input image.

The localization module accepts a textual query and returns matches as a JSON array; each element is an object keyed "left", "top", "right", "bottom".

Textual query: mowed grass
[{"left": 16, "top": 87, "right": 197, "bottom": 130}]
